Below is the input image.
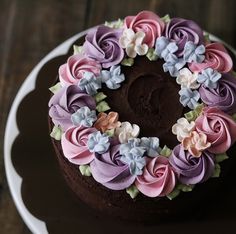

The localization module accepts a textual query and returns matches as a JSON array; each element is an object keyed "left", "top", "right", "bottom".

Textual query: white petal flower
[
  {"left": 172, "top": 117, "right": 195, "bottom": 142},
  {"left": 115, "top": 121, "right": 140, "bottom": 143},
  {"left": 176, "top": 68, "right": 200, "bottom": 89},
  {"left": 119, "top": 29, "right": 148, "bottom": 58}
]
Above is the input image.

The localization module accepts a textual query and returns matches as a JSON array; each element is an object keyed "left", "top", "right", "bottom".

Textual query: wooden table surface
[{"left": 0, "top": 0, "right": 236, "bottom": 233}]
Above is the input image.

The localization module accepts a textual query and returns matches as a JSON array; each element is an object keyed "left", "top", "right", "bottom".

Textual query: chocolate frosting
[{"left": 103, "top": 56, "right": 185, "bottom": 148}]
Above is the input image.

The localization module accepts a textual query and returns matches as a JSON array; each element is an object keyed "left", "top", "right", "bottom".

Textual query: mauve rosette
[
  {"left": 164, "top": 18, "right": 204, "bottom": 57},
  {"left": 124, "top": 10, "right": 165, "bottom": 47},
  {"left": 199, "top": 73, "right": 236, "bottom": 114},
  {"left": 90, "top": 144, "right": 135, "bottom": 190},
  {"left": 61, "top": 125, "right": 97, "bottom": 165},
  {"left": 169, "top": 144, "right": 215, "bottom": 185},
  {"left": 189, "top": 42, "right": 233, "bottom": 73},
  {"left": 195, "top": 107, "right": 236, "bottom": 153},
  {"left": 48, "top": 85, "right": 96, "bottom": 131},
  {"left": 59, "top": 54, "right": 101, "bottom": 86},
  {"left": 135, "top": 156, "right": 176, "bottom": 197},
  {"left": 83, "top": 25, "right": 124, "bottom": 68}
]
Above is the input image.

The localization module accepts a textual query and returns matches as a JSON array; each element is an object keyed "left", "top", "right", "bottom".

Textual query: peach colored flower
[
  {"left": 182, "top": 131, "right": 211, "bottom": 157},
  {"left": 94, "top": 112, "right": 121, "bottom": 133}
]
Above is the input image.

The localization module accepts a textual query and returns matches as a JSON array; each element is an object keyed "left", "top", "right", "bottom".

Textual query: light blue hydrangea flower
[
  {"left": 120, "top": 147, "right": 146, "bottom": 176},
  {"left": 179, "top": 88, "right": 200, "bottom": 109},
  {"left": 100, "top": 65, "right": 125, "bottom": 89},
  {"left": 71, "top": 106, "right": 97, "bottom": 127},
  {"left": 119, "top": 138, "right": 145, "bottom": 155},
  {"left": 163, "top": 55, "right": 186, "bottom": 77},
  {"left": 155, "top": 36, "right": 178, "bottom": 60},
  {"left": 87, "top": 131, "right": 110, "bottom": 154},
  {"left": 197, "top": 68, "right": 222, "bottom": 89},
  {"left": 78, "top": 71, "right": 101, "bottom": 95},
  {"left": 140, "top": 137, "right": 161, "bottom": 157},
  {"left": 183, "top": 41, "right": 205, "bottom": 63}
]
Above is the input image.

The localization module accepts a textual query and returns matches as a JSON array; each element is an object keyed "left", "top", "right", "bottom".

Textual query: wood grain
[{"left": 0, "top": 0, "right": 235, "bottom": 233}]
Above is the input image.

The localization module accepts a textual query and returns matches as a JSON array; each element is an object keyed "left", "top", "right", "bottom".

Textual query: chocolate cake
[{"left": 48, "top": 11, "right": 236, "bottom": 221}]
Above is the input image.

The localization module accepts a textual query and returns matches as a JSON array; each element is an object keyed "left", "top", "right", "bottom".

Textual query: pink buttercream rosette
[
  {"left": 195, "top": 107, "right": 236, "bottom": 154},
  {"left": 135, "top": 156, "right": 176, "bottom": 197},
  {"left": 189, "top": 42, "right": 233, "bottom": 73},
  {"left": 124, "top": 11, "right": 165, "bottom": 47},
  {"left": 61, "top": 125, "right": 97, "bottom": 165},
  {"left": 59, "top": 54, "right": 101, "bottom": 86}
]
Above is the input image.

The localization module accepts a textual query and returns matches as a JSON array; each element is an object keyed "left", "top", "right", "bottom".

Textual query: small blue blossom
[
  {"left": 179, "top": 88, "right": 200, "bottom": 109},
  {"left": 120, "top": 148, "right": 146, "bottom": 176},
  {"left": 71, "top": 106, "right": 97, "bottom": 127},
  {"left": 140, "top": 137, "right": 161, "bottom": 157},
  {"left": 163, "top": 55, "right": 186, "bottom": 77},
  {"left": 155, "top": 36, "right": 178, "bottom": 60},
  {"left": 183, "top": 41, "right": 205, "bottom": 63},
  {"left": 197, "top": 68, "right": 222, "bottom": 89},
  {"left": 87, "top": 131, "right": 110, "bottom": 154},
  {"left": 100, "top": 65, "right": 125, "bottom": 89},
  {"left": 78, "top": 72, "right": 101, "bottom": 95},
  {"left": 119, "top": 138, "right": 145, "bottom": 155}
]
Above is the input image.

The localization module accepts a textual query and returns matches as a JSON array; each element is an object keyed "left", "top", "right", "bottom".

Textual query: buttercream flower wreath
[{"left": 49, "top": 11, "right": 236, "bottom": 199}]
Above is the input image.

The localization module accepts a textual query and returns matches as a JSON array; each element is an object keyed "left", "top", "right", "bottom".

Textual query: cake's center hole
[
  {"left": 102, "top": 56, "right": 185, "bottom": 148},
  {"left": 128, "top": 73, "right": 163, "bottom": 116}
]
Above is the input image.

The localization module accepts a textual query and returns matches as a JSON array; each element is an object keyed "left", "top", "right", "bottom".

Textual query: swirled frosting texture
[
  {"left": 189, "top": 43, "right": 233, "bottom": 73},
  {"left": 169, "top": 144, "right": 215, "bottom": 184},
  {"left": 61, "top": 125, "right": 97, "bottom": 165},
  {"left": 90, "top": 144, "right": 135, "bottom": 190},
  {"left": 195, "top": 107, "right": 236, "bottom": 153},
  {"left": 124, "top": 10, "right": 165, "bottom": 47},
  {"left": 164, "top": 18, "right": 204, "bottom": 56},
  {"left": 59, "top": 54, "right": 101, "bottom": 86},
  {"left": 83, "top": 25, "right": 124, "bottom": 68},
  {"left": 135, "top": 156, "right": 176, "bottom": 197},
  {"left": 48, "top": 85, "right": 96, "bottom": 131},
  {"left": 199, "top": 73, "right": 236, "bottom": 114}
]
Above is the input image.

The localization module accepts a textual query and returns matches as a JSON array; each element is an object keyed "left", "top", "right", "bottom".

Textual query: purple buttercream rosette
[
  {"left": 90, "top": 144, "right": 136, "bottom": 190},
  {"left": 169, "top": 144, "right": 215, "bottom": 185},
  {"left": 164, "top": 18, "right": 204, "bottom": 57},
  {"left": 83, "top": 25, "right": 124, "bottom": 68},
  {"left": 48, "top": 85, "right": 96, "bottom": 131},
  {"left": 199, "top": 73, "right": 236, "bottom": 114}
]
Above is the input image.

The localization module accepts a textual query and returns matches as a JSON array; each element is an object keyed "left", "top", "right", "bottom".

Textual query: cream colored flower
[
  {"left": 119, "top": 29, "right": 148, "bottom": 58},
  {"left": 182, "top": 131, "right": 211, "bottom": 157},
  {"left": 115, "top": 121, "right": 140, "bottom": 143},
  {"left": 176, "top": 68, "right": 200, "bottom": 89},
  {"left": 172, "top": 117, "right": 195, "bottom": 142}
]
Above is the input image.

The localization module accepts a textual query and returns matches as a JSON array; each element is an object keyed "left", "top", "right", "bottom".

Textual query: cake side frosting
[{"left": 48, "top": 11, "right": 236, "bottom": 200}]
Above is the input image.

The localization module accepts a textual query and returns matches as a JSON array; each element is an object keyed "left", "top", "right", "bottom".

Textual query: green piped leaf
[
  {"left": 121, "top": 58, "right": 134, "bottom": 66},
  {"left": 96, "top": 101, "right": 110, "bottom": 112},
  {"left": 50, "top": 125, "right": 63, "bottom": 140},
  {"left": 212, "top": 164, "right": 221, "bottom": 178},
  {"left": 79, "top": 165, "right": 92, "bottom": 176},
  {"left": 146, "top": 48, "right": 158, "bottom": 61},
  {"left": 105, "top": 19, "right": 124, "bottom": 29},
  {"left": 204, "top": 32, "right": 211, "bottom": 43},
  {"left": 177, "top": 184, "right": 194, "bottom": 192},
  {"left": 161, "top": 14, "right": 171, "bottom": 23},
  {"left": 232, "top": 113, "right": 236, "bottom": 122},
  {"left": 94, "top": 92, "right": 107, "bottom": 103},
  {"left": 215, "top": 153, "right": 229, "bottom": 163},
  {"left": 105, "top": 128, "right": 115, "bottom": 137},
  {"left": 73, "top": 45, "right": 83, "bottom": 55},
  {"left": 184, "top": 103, "right": 204, "bottom": 121},
  {"left": 167, "top": 188, "right": 180, "bottom": 200},
  {"left": 49, "top": 82, "right": 62, "bottom": 94},
  {"left": 126, "top": 185, "right": 139, "bottom": 199},
  {"left": 160, "top": 145, "right": 172, "bottom": 157}
]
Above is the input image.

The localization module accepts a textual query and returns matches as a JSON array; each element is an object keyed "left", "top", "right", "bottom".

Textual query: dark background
[{"left": 0, "top": 0, "right": 236, "bottom": 233}]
